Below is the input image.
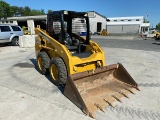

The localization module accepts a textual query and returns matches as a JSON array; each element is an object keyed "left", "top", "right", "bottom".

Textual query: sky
[{"left": 4, "top": 0, "right": 160, "bottom": 27}]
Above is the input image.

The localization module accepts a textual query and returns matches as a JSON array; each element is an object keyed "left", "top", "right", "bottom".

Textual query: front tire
[
  {"left": 12, "top": 37, "right": 19, "bottom": 46},
  {"left": 49, "top": 57, "right": 67, "bottom": 86},
  {"left": 37, "top": 51, "right": 50, "bottom": 75}
]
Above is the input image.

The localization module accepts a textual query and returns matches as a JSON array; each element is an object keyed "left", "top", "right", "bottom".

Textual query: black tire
[
  {"left": 155, "top": 35, "right": 160, "bottom": 40},
  {"left": 49, "top": 57, "right": 67, "bottom": 86},
  {"left": 12, "top": 37, "right": 19, "bottom": 46},
  {"left": 0, "top": 43, "right": 7, "bottom": 47},
  {"left": 37, "top": 51, "right": 50, "bottom": 75}
]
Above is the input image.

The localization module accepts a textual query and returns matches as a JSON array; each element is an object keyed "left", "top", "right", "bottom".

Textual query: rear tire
[
  {"left": 49, "top": 57, "right": 67, "bottom": 86},
  {"left": 12, "top": 37, "right": 19, "bottom": 46},
  {"left": 37, "top": 51, "right": 50, "bottom": 75}
]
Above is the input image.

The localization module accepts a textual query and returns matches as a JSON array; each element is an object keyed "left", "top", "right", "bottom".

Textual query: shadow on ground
[
  {"left": 152, "top": 41, "right": 160, "bottom": 45},
  {"left": 0, "top": 43, "right": 14, "bottom": 47},
  {"left": 29, "top": 58, "right": 65, "bottom": 93}
]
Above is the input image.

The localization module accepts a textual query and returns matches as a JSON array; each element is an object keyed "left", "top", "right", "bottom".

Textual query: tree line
[
  {"left": 156, "top": 23, "right": 160, "bottom": 30},
  {"left": 0, "top": 0, "right": 52, "bottom": 19}
]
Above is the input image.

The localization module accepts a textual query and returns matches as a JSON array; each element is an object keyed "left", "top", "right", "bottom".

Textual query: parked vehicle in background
[{"left": 0, "top": 24, "right": 24, "bottom": 46}]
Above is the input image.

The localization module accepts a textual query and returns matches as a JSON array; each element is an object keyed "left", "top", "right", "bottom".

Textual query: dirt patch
[
  {"left": 19, "top": 50, "right": 27, "bottom": 53},
  {"left": 13, "top": 62, "right": 34, "bottom": 68}
]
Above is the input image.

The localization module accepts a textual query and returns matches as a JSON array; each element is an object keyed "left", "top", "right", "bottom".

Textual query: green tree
[
  {"left": 0, "top": 1, "right": 11, "bottom": 19},
  {"left": 11, "top": 6, "right": 44, "bottom": 16},
  {"left": 23, "top": 6, "right": 31, "bottom": 16},
  {"left": 18, "top": 7, "right": 24, "bottom": 16},
  {"left": 47, "top": 10, "right": 53, "bottom": 14},
  {"left": 10, "top": 6, "right": 20, "bottom": 16},
  {"left": 40, "top": 9, "right": 45, "bottom": 14},
  {"left": 30, "top": 9, "right": 45, "bottom": 16},
  {"left": 156, "top": 23, "right": 160, "bottom": 30},
  {"left": 0, "top": 1, "right": 46, "bottom": 18}
]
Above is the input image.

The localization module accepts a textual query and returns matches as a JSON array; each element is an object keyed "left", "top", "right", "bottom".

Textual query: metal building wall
[
  {"left": 122, "top": 25, "right": 139, "bottom": 33},
  {"left": 107, "top": 25, "right": 122, "bottom": 33},
  {"left": 107, "top": 24, "right": 140, "bottom": 34}
]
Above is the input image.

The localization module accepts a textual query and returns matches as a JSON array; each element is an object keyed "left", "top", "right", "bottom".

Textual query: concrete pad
[
  {"left": 0, "top": 42, "right": 160, "bottom": 120},
  {"left": 19, "top": 35, "right": 37, "bottom": 48}
]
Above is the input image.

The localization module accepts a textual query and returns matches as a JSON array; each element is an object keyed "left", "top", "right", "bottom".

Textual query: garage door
[
  {"left": 107, "top": 25, "right": 122, "bottom": 33},
  {"left": 107, "top": 25, "right": 139, "bottom": 34},
  {"left": 122, "top": 25, "right": 139, "bottom": 34}
]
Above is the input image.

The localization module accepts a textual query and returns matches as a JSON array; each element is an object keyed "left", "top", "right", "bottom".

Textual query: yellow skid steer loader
[
  {"left": 35, "top": 10, "right": 139, "bottom": 118},
  {"left": 154, "top": 30, "right": 160, "bottom": 40},
  {"left": 99, "top": 29, "right": 109, "bottom": 35}
]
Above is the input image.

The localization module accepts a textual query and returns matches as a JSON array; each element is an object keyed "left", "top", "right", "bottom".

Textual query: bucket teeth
[
  {"left": 94, "top": 103, "right": 106, "bottom": 112},
  {"left": 125, "top": 88, "right": 135, "bottom": 94},
  {"left": 112, "top": 95, "right": 122, "bottom": 103},
  {"left": 89, "top": 112, "right": 96, "bottom": 119},
  {"left": 101, "top": 108, "right": 106, "bottom": 113},
  {"left": 104, "top": 99, "right": 114, "bottom": 108},
  {"left": 119, "top": 91, "right": 129, "bottom": 98},
  {"left": 136, "top": 87, "right": 140, "bottom": 91},
  {"left": 82, "top": 109, "right": 89, "bottom": 115}
]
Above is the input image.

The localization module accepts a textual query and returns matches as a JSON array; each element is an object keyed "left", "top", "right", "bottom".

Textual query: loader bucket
[{"left": 64, "top": 63, "right": 140, "bottom": 119}]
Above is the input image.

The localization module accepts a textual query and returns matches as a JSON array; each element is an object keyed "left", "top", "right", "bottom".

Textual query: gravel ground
[{"left": 0, "top": 36, "right": 160, "bottom": 120}]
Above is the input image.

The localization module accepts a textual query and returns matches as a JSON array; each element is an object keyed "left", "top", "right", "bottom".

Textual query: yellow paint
[
  {"left": 35, "top": 28, "right": 106, "bottom": 75},
  {"left": 154, "top": 31, "right": 160, "bottom": 38}
]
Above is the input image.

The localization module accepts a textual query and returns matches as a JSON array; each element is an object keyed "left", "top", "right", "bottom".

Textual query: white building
[
  {"left": 88, "top": 11, "right": 107, "bottom": 33},
  {"left": 107, "top": 16, "right": 150, "bottom": 34}
]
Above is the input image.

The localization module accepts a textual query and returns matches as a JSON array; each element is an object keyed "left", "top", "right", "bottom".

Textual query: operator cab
[{"left": 46, "top": 10, "right": 91, "bottom": 58}]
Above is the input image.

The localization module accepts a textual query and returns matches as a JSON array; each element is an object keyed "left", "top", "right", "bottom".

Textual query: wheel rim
[
  {"left": 14, "top": 38, "right": 19, "bottom": 45},
  {"left": 50, "top": 64, "right": 58, "bottom": 81},
  {"left": 38, "top": 57, "right": 43, "bottom": 70}
]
